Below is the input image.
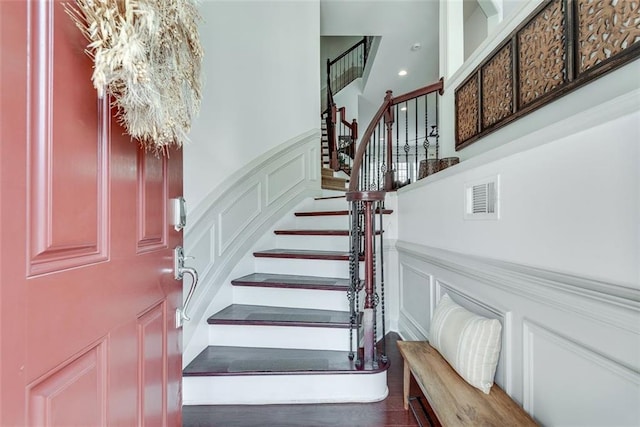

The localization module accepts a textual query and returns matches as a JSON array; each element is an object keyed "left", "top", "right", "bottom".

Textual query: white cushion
[{"left": 429, "top": 294, "right": 502, "bottom": 394}]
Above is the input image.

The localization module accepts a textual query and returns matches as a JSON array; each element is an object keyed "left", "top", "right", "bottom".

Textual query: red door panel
[{"left": 1, "top": 1, "right": 183, "bottom": 425}]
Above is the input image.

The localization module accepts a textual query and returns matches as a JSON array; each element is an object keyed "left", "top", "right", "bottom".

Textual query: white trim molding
[{"left": 396, "top": 241, "right": 640, "bottom": 332}]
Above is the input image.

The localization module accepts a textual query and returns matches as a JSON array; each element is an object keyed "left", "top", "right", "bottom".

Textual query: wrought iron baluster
[
  {"left": 404, "top": 102, "right": 409, "bottom": 184},
  {"left": 395, "top": 104, "right": 399, "bottom": 187},
  {"left": 348, "top": 200, "right": 360, "bottom": 361},
  {"left": 435, "top": 92, "right": 440, "bottom": 159},
  {"left": 376, "top": 121, "right": 381, "bottom": 190},
  {"left": 371, "top": 201, "right": 378, "bottom": 369},
  {"left": 381, "top": 118, "right": 386, "bottom": 192},
  {"left": 414, "top": 97, "right": 418, "bottom": 183},
  {"left": 424, "top": 94, "right": 429, "bottom": 169},
  {"left": 378, "top": 200, "right": 387, "bottom": 364}
]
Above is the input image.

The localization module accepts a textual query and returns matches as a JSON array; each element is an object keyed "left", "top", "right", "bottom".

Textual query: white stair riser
[
  {"left": 183, "top": 371, "right": 388, "bottom": 405},
  {"left": 310, "top": 198, "right": 349, "bottom": 211},
  {"left": 275, "top": 234, "right": 350, "bottom": 251},
  {"left": 233, "top": 286, "right": 349, "bottom": 311},
  {"left": 254, "top": 257, "right": 363, "bottom": 278},
  {"left": 209, "top": 324, "right": 352, "bottom": 351},
  {"left": 295, "top": 215, "right": 350, "bottom": 229},
  {"left": 295, "top": 215, "right": 385, "bottom": 230}
]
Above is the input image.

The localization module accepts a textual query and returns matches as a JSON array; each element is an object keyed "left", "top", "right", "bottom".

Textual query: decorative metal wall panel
[
  {"left": 577, "top": 0, "right": 640, "bottom": 73},
  {"left": 455, "top": 74, "right": 479, "bottom": 145},
  {"left": 518, "top": 0, "right": 567, "bottom": 107},
  {"left": 482, "top": 44, "right": 514, "bottom": 129},
  {"left": 453, "top": 0, "right": 639, "bottom": 151}
]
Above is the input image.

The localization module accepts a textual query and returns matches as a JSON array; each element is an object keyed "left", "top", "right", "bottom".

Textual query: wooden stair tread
[
  {"left": 321, "top": 184, "right": 348, "bottom": 192},
  {"left": 231, "top": 273, "right": 349, "bottom": 291},
  {"left": 314, "top": 195, "right": 347, "bottom": 200},
  {"left": 275, "top": 229, "right": 350, "bottom": 236},
  {"left": 207, "top": 304, "right": 352, "bottom": 328},
  {"left": 183, "top": 346, "right": 388, "bottom": 377},
  {"left": 275, "top": 229, "right": 381, "bottom": 236},
  {"left": 295, "top": 209, "right": 393, "bottom": 217},
  {"left": 254, "top": 248, "right": 359, "bottom": 261}
]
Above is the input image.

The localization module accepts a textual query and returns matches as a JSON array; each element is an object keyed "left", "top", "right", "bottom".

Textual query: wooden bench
[{"left": 397, "top": 341, "right": 538, "bottom": 426}]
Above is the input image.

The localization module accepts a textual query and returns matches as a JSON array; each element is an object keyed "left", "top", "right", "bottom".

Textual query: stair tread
[
  {"left": 183, "top": 346, "right": 388, "bottom": 376},
  {"left": 207, "top": 304, "right": 351, "bottom": 328},
  {"left": 274, "top": 229, "right": 381, "bottom": 236},
  {"left": 275, "top": 229, "right": 350, "bottom": 236},
  {"left": 231, "top": 273, "right": 349, "bottom": 291},
  {"left": 295, "top": 209, "right": 394, "bottom": 217},
  {"left": 321, "top": 184, "right": 348, "bottom": 192},
  {"left": 254, "top": 248, "right": 356, "bottom": 261},
  {"left": 314, "top": 195, "right": 347, "bottom": 200}
]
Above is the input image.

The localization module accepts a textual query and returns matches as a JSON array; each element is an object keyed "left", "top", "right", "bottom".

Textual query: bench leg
[{"left": 403, "top": 359, "right": 410, "bottom": 410}]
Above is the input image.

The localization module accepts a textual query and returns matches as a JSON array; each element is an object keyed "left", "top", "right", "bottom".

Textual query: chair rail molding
[
  {"left": 396, "top": 241, "right": 640, "bottom": 333},
  {"left": 182, "top": 130, "right": 321, "bottom": 357}
]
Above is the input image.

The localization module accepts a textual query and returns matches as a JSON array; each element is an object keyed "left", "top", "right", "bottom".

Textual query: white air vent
[{"left": 465, "top": 175, "right": 499, "bottom": 220}]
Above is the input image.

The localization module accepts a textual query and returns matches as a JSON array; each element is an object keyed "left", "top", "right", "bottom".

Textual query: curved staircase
[{"left": 183, "top": 194, "right": 392, "bottom": 405}]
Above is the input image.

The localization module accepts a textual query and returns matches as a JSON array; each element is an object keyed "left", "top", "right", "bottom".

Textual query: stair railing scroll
[{"left": 346, "top": 78, "right": 444, "bottom": 370}]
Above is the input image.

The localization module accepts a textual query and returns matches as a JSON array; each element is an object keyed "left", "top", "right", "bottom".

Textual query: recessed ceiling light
[
  {"left": 400, "top": 106, "right": 407, "bottom": 111},
  {"left": 398, "top": 70, "right": 408, "bottom": 76}
]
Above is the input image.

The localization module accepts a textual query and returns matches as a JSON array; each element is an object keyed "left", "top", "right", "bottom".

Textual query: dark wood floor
[{"left": 183, "top": 333, "right": 423, "bottom": 427}]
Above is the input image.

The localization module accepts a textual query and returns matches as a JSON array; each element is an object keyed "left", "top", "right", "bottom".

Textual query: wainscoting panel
[
  {"left": 399, "top": 263, "right": 433, "bottom": 340},
  {"left": 218, "top": 183, "right": 262, "bottom": 256},
  {"left": 183, "top": 130, "right": 321, "bottom": 359},
  {"left": 189, "top": 225, "right": 215, "bottom": 284},
  {"left": 523, "top": 321, "right": 640, "bottom": 426},
  {"left": 266, "top": 153, "right": 305, "bottom": 207},
  {"left": 396, "top": 240, "right": 640, "bottom": 424}
]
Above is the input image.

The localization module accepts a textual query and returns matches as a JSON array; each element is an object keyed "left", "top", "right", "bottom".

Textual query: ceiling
[{"left": 320, "top": 0, "right": 441, "bottom": 123}]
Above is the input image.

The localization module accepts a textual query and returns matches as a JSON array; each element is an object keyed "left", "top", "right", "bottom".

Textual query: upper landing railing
[{"left": 349, "top": 78, "right": 444, "bottom": 192}]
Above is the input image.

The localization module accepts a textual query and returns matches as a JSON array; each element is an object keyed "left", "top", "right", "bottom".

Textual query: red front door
[{"left": 1, "top": 1, "right": 183, "bottom": 425}]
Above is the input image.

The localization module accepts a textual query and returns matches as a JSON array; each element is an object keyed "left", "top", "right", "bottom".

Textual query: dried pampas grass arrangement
[{"left": 65, "top": 0, "right": 203, "bottom": 153}]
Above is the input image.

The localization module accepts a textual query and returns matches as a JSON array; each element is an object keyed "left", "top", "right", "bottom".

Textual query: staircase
[
  {"left": 321, "top": 112, "right": 353, "bottom": 191},
  {"left": 182, "top": 194, "right": 391, "bottom": 405}
]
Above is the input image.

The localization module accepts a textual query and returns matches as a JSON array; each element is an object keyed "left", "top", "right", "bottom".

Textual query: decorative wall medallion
[
  {"left": 518, "top": 0, "right": 567, "bottom": 107},
  {"left": 455, "top": 74, "right": 479, "bottom": 145},
  {"left": 577, "top": 0, "right": 640, "bottom": 73},
  {"left": 482, "top": 43, "right": 513, "bottom": 129}
]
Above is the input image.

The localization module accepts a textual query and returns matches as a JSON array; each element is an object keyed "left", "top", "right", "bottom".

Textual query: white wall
[
  {"left": 395, "top": 81, "right": 640, "bottom": 427},
  {"left": 322, "top": 0, "right": 440, "bottom": 129},
  {"left": 186, "top": 1, "right": 320, "bottom": 212},
  {"left": 464, "top": 2, "right": 488, "bottom": 60},
  {"left": 393, "top": 1, "right": 640, "bottom": 423},
  {"left": 399, "top": 101, "right": 640, "bottom": 287}
]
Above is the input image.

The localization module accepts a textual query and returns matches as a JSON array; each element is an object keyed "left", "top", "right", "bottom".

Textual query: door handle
[{"left": 174, "top": 246, "right": 199, "bottom": 327}]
